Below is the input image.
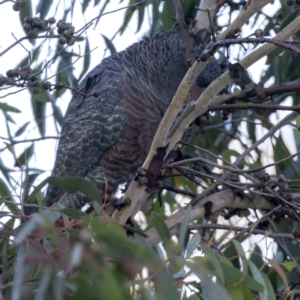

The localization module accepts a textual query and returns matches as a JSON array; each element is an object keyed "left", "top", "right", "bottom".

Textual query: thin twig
[
  {"left": 208, "top": 104, "right": 300, "bottom": 112},
  {"left": 196, "top": 8, "right": 216, "bottom": 41},
  {"left": 217, "top": 205, "right": 283, "bottom": 252},
  {"left": 74, "top": 1, "right": 146, "bottom": 34},
  {"left": 191, "top": 112, "right": 298, "bottom": 206},
  {"left": 0, "top": 87, "right": 27, "bottom": 99},
  {"left": 207, "top": 37, "right": 300, "bottom": 57},
  {"left": 188, "top": 223, "right": 296, "bottom": 240}
]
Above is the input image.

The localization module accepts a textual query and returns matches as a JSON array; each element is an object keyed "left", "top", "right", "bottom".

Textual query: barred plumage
[{"left": 44, "top": 31, "right": 220, "bottom": 208}]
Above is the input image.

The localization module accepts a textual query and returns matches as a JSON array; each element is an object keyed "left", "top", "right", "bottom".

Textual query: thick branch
[
  {"left": 145, "top": 190, "right": 274, "bottom": 246},
  {"left": 211, "top": 80, "right": 300, "bottom": 105}
]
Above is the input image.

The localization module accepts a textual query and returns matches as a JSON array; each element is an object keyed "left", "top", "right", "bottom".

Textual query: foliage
[{"left": 0, "top": 0, "right": 300, "bottom": 299}]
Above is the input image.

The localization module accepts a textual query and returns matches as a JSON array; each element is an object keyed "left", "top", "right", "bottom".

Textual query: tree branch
[
  {"left": 145, "top": 190, "right": 275, "bottom": 246},
  {"left": 188, "top": 223, "right": 295, "bottom": 240}
]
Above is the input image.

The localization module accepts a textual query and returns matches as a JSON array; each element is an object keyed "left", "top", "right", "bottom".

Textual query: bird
[{"left": 44, "top": 30, "right": 220, "bottom": 209}]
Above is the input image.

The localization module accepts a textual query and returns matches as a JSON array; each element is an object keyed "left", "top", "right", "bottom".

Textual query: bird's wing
[{"left": 45, "top": 57, "right": 125, "bottom": 205}]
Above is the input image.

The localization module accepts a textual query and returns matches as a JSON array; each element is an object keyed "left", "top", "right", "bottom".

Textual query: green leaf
[
  {"left": 14, "top": 220, "right": 36, "bottom": 245},
  {"left": 49, "top": 177, "right": 101, "bottom": 202},
  {"left": 278, "top": 7, "right": 300, "bottom": 36},
  {"left": 185, "top": 231, "right": 201, "bottom": 258},
  {"left": 0, "top": 218, "right": 15, "bottom": 241},
  {"left": 29, "top": 176, "right": 101, "bottom": 203},
  {"left": 193, "top": 256, "right": 264, "bottom": 293},
  {"left": 99, "top": 269, "right": 125, "bottom": 300},
  {"left": 261, "top": 273, "right": 276, "bottom": 300},
  {"left": 268, "top": 259, "right": 288, "bottom": 288},
  {"left": 266, "top": 8, "right": 300, "bottom": 65},
  {"left": 43, "top": 238, "right": 54, "bottom": 254},
  {"left": 218, "top": 254, "right": 233, "bottom": 267},
  {"left": 242, "top": 286, "right": 254, "bottom": 300},
  {"left": 74, "top": 36, "right": 85, "bottom": 42},
  {"left": 232, "top": 240, "right": 248, "bottom": 274},
  {"left": 101, "top": 34, "right": 116, "bottom": 54},
  {"left": 36, "top": 191, "right": 44, "bottom": 212},
  {"left": 187, "top": 260, "right": 232, "bottom": 300},
  {"left": 60, "top": 208, "right": 86, "bottom": 220},
  {"left": 41, "top": 209, "right": 61, "bottom": 224},
  {"left": 37, "top": 0, "right": 54, "bottom": 20},
  {"left": 2, "top": 242, "right": 9, "bottom": 287},
  {"left": 201, "top": 245, "right": 225, "bottom": 285},
  {"left": 151, "top": 0, "right": 160, "bottom": 32},
  {"left": 223, "top": 262, "right": 264, "bottom": 292},
  {"left": 5, "top": 111, "right": 16, "bottom": 124},
  {"left": 161, "top": 0, "right": 176, "bottom": 30},
  {"left": 21, "top": 170, "right": 43, "bottom": 204},
  {"left": 249, "top": 261, "right": 268, "bottom": 299},
  {"left": 14, "top": 144, "right": 34, "bottom": 167},
  {"left": 3, "top": 143, "right": 15, "bottom": 156},
  {"left": 82, "top": 0, "right": 91, "bottom": 13},
  {"left": 79, "top": 39, "right": 91, "bottom": 82},
  {"left": 0, "top": 178, "right": 11, "bottom": 203},
  {"left": 52, "top": 102, "right": 64, "bottom": 126},
  {"left": 228, "top": 284, "right": 244, "bottom": 300},
  {"left": 19, "top": 0, "right": 33, "bottom": 36},
  {"left": 136, "top": 2, "right": 146, "bottom": 33},
  {"left": 119, "top": 6, "right": 135, "bottom": 35},
  {"left": 0, "top": 102, "right": 21, "bottom": 113},
  {"left": 150, "top": 212, "right": 170, "bottom": 243},
  {"left": 12, "top": 246, "right": 26, "bottom": 300},
  {"left": 31, "top": 98, "right": 46, "bottom": 136},
  {"left": 179, "top": 204, "right": 191, "bottom": 254},
  {"left": 222, "top": 149, "right": 241, "bottom": 162},
  {"left": 14, "top": 122, "right": 30, "bottom": 137},
  {"left": 280, "top": 261, "right": 296, "bottom": 271},
  {"left": 0, "top": 178, "right": 19, "bottom": 212},
  {"left": 34, "top": 266, "right": 51, "bottom": 300}
]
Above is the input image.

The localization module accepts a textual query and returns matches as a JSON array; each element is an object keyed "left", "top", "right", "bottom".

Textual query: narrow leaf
[
  {"left": 14, "top": 122, "right": 30, "bottom": 137},
  {"left": 101, "top": 34, "right": 116, "bottom": 54},
  {"left": 14, "top": 220, "right": 36, "bottom": 245},
  {"left": 82, "top": 0, "right": 91, "bottom": 13},
  {"left": 34, "top": 266, "right": 51, "bottom": 300},
  {"left": 79, "top": 39, "right": 91, "bottom": 81},
  {"left": 60, "top": 208, "right": 86, "bottom": 220},
  {"left": 261, "top": 273, "right": 276, "bottom": 300},
  {"left": 249, "top": 261, "right": 268, "bottom": 299},
  {"left": 150, "top": 212, "right": 170, "bottom": 243},
  {"left": 29, "top": 176, "right": 101, "bottom": 203},
  {"left": 37, "top": 0, "right": 54, "bottom": 20},
  {"left": 14, "top": 144, "right": 34, "bottom": 167},
  {"left": 268, "top": 259, "right": 288, "bottom": 288},
  {"left": 185, "top": 231, "right": 201, "bottom": 258},
  {"left": 12, "top": 246, "right": 25, "bottom": 300},
  {"left": 19, "top": 0, "right": 33, "bottom": 35},
  {"left": 233, "top": 240, "right": 248, "bottom": 275},
  {"left": 281, "top": 261, "right": 296, "bottom": 271},
  {"left": 31, "top": 98, "right": 46, "bottom": 136},
  {"left": 179, "top": 204, "right": 191, "bottom": 254},
  {"left": 0, "top": 102, "right": 21, "bottom": 113},
  {"left": 202, "top": 245, "right": 225, "bottom": 285}
]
